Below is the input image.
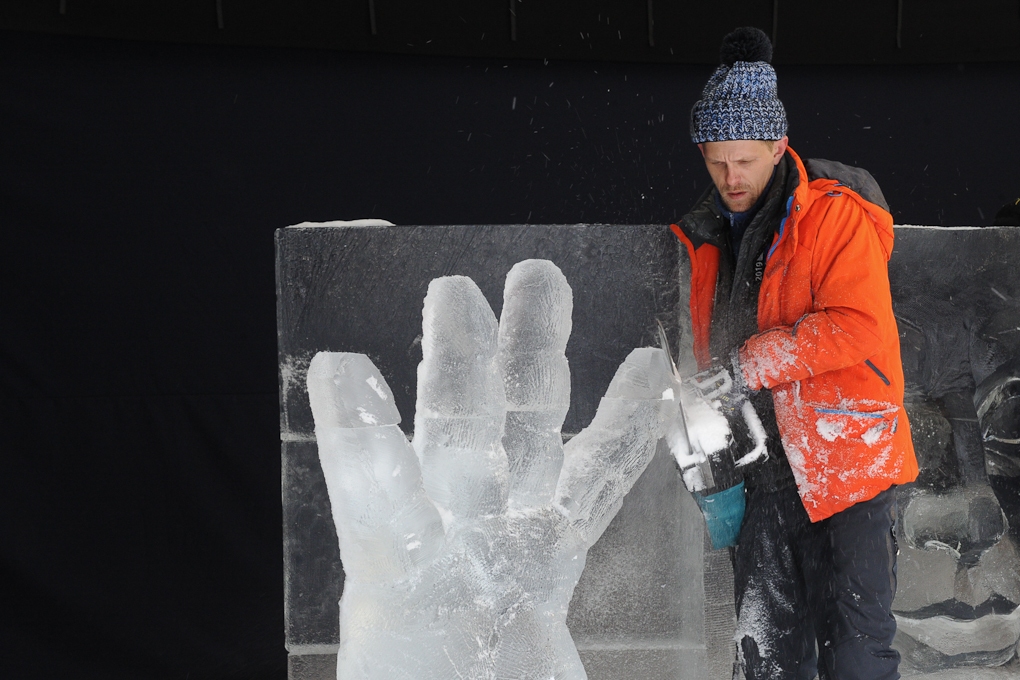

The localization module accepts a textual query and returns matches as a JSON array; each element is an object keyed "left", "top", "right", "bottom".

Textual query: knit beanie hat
[{"left": 690, "top": 27, "right": 788, "bottom": 144}]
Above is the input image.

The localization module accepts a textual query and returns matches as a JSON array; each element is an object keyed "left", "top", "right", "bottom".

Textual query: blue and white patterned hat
[{"left": 690, "top": 27, "right": 788, "bottom": 144}]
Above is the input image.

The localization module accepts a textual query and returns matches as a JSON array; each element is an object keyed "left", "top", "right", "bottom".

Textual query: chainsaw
[{"left": 656, "top": 321, "right": 768, "bottom": 549}]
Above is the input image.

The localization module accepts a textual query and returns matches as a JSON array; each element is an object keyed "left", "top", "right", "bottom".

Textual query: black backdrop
[{"left": 1, "top": 28, "right": 1018, "bottom": 680}]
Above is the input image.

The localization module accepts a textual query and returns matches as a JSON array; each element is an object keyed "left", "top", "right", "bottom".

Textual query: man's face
[{"left": 699, "top": 137, "right": 789, "bottom": 213}]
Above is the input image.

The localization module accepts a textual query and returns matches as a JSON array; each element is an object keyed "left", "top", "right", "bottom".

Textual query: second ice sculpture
[{"left": 307, "top": 259, "right": 677, "bottom": 680}]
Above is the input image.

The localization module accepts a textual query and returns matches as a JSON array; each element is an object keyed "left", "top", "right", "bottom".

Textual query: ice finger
[
  {"left": 308, "top": 352, "right": 444, "bottom": 581},
  {"left": 498, "top": 259, "right": 573, "bottom": 354},
  {"left": 412, "top": 276, "right": 509, "bottom": 523},
  {"left": 307, "top": 351, "right": 401, "bottom": 428},
  {"left": 554, "top": 348, "right": 677, "bottom": 544},
  {"left": 499, "top": 260, "right": 572, "bottom": 508},
  {"left": 601, "top": 346, "right": 677, "bottom": 400}
]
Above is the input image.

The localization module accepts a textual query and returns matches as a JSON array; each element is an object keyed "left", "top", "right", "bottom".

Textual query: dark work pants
[{"left": 733, "top": 484, "right": 900, "bottom": 680}]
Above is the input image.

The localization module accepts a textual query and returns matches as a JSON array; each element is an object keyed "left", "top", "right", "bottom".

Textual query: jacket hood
[
  {"left": 864, "top": 199, "right": 895, "bottom": 261},
  {"left": 789, "top": 147, "right": 895, "bottom": 261}
]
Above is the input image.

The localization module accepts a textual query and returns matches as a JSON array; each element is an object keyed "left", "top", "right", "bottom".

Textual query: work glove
[{"left": 690, "top": 348, "right": 751, "bottom": 406}]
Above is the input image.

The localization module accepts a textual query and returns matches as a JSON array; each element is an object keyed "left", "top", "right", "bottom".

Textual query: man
[{"left": 671, "top": 27, "right": 919, "bottom": 680}]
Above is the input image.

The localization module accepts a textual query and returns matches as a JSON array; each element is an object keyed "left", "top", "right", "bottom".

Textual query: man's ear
[
  {"left": 772, "top": 136, "right": 789, "bottom": 164},
  {"left": 697, "top": 143, "right": 705, "bottom": 158}
]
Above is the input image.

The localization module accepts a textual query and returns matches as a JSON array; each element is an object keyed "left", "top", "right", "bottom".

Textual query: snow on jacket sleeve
[{"left": 739, "top": 189, "right": 895, "bottom": 391}]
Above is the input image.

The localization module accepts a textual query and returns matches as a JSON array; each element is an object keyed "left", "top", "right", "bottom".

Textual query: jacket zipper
[{"left": 766, "top": 195, "right": 796, "bottom": 262}]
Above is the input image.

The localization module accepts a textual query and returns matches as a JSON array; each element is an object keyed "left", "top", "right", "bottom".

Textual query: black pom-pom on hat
[{"left": 719, "top": 27, "right": 773, "bottom": 65}]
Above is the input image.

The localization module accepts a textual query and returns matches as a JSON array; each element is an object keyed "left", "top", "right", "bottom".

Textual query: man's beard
[{"left": 723, "top": 184, "right": 757, "bottom": 212}]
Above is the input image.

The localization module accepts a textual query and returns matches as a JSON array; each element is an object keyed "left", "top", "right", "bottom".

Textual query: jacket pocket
[{"left": 810, "top": 402, "right": 899, "bottom": 447}]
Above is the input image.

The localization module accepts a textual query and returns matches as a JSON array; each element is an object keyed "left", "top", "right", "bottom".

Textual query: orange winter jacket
[{"left": 671, "top": 148, "right": 918, "bottom": 521}]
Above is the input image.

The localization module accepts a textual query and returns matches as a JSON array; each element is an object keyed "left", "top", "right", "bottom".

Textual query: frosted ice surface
[
  {"left": 307, "top": 260, "right": 679, "bottom": 680},
  {"left": 289, "top": 219, "right": 395, "bottom": 227}
]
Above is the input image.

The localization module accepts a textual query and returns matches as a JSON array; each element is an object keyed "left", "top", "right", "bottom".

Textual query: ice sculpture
[
  {"left": 891, "top": 238, "right": 1020, "bottom": 672},
  {"left": 307, "top": 260, "right": 678, "bottom": 679}
]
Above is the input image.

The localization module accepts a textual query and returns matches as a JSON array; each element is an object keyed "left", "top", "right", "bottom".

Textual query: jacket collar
[{"left": 778, "top": 147, "right": 813, "bottom": 256}]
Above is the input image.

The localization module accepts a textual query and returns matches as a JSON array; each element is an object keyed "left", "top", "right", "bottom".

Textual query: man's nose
[{"left": 725, "top": 166, "right": 742, "bottom": 187}]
